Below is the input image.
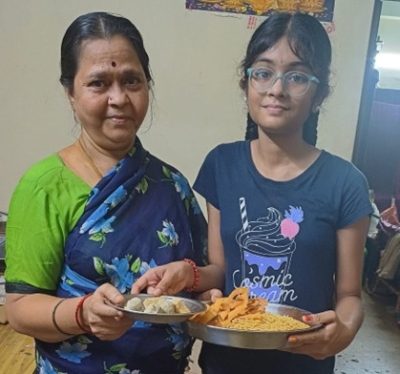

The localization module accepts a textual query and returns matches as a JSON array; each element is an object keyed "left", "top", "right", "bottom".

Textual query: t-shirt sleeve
[
  {"left": 337, "top": 166, "right": 373, "bottom": 229},
  {"left": 5, "top": 176, "right": 65, "bottom": 293},
  {"left": 193, "top": 147, "right": 220, "bottom": 209}
]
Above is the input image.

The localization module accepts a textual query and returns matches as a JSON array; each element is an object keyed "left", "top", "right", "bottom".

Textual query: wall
[{"left": 0, "top": 0, "right": 375, "bottom": 211}]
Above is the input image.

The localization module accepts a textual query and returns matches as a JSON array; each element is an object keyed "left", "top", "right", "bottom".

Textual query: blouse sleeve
[{"left": 6, "top": 176, "right": 66, "bottom": 293}]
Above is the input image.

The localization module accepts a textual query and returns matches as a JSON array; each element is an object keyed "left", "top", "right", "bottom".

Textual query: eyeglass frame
[{"left": 246, "top": 67, "right": 320, "bottom": 97}]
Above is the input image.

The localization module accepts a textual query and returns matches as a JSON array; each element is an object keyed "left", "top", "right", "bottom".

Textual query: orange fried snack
[
  {"left": 190, "top": 287, "right": 267, "bottom": 327},
  {"left": 190, "top": 288, "right": 311, "bottom": 332}
]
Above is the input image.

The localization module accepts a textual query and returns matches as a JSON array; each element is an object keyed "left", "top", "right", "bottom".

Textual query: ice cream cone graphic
[{"left": 236, "top": 198, "right": 301, "bottom": 302}]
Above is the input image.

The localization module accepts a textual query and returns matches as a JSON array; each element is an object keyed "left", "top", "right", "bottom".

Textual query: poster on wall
[{"left": 185, "top": 0, "right": 335, "bottom": 23}]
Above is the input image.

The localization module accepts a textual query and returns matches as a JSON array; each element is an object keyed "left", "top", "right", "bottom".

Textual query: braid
[
  {"left": 245, "top": 113, "right": 258, "bottom": 140},
  {"left": 302, "top": 111, "right": 319, "bottom": 146}
]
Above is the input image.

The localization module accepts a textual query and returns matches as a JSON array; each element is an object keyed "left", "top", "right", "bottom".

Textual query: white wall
[{"left": 0, "top": 0, "right": 375, "bottom": 211}]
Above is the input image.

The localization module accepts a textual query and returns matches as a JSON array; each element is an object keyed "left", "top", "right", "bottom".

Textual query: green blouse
[{"left": 5, "top": 155, "right": 90, "bottom": 292}]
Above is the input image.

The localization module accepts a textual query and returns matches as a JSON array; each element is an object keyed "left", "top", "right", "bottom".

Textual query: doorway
[
  {"left": 354, "top": 0, "right": 400, "bottom": 333},
  {"left": 353, "top": 0, "right": 400, "bottom": 212}
]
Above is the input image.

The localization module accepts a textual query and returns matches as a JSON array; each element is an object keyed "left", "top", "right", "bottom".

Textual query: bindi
[{"left": 111, "top": 61, "right": 117, "bottom": 67}]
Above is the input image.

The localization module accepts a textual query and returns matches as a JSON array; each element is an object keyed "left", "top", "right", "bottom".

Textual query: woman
[
  {"left": 193, "top": 12, "right": 372, "bottom": 374},
  {"left": 5, "top": 12, "right": 222, "bottom": 374}
]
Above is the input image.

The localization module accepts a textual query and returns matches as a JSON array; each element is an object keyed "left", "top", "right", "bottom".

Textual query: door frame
[{"left": 352, "top": 0, "right": 383, "bottom": 169}]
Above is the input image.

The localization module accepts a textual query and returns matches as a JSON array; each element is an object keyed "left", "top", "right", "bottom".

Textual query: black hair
[
  {"left": 60, "top": 12, "right": 152, "bottom": 94},
  {"left": 241, "top": 12, "right": 331, "bottom": 145}
]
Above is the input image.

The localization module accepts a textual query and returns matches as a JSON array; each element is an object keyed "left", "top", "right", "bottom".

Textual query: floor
[
  {"left": 0, "top": 292, "right": 398, "bottom": 374},
  {"left": 334, "top": 292, "right": 400, "bottom": 374},
  {"left": 187, "top": 291, "right": 400, "bottom": 374},
  {"left": 0, "top": 323, "right": 35, "bottom": 374}
]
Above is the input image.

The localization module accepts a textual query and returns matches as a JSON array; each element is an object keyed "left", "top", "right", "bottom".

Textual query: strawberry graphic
[{"left": 280, "top": 206, "right": 304, "bottom": 239}]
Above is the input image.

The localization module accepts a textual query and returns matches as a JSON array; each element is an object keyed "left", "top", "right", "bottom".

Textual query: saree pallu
[{"left": 35, "top": 139, "right": 207, "bottom": 374}]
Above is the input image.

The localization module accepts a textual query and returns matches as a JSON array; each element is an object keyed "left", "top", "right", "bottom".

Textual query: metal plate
[
  {"left": 107, "top": 294, "right": 207, "bottom": 324},
  {"left": 185, "top": 303, "right": 321, "bottom": 350}
]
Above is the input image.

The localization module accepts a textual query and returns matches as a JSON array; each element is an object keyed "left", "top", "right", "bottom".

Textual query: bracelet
[
  {"left": 183, "top": 258, "right": 200, "bottom": 292},
  {"left": 75, "top": 293, "right": 93, "bottom": 334},
  {"left": 52, "top": 298, "right": 74, "bottom": 336}
]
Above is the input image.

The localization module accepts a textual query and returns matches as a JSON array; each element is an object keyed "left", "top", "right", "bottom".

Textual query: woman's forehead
[
  {"left": 78, "top": 36, "right": 136, "bottom": 62},
  {"left": 75, "top": 36, "right": 143, "bottom": 75}
]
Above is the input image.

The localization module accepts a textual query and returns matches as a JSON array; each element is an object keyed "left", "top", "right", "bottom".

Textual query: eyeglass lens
[{"left": 249, "top": 69, "right": 316, "bottom": 96}]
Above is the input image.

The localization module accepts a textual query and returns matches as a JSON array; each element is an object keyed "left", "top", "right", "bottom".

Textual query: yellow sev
[{"left": 225, "top": 312, "right": 309, "bottom": 331}]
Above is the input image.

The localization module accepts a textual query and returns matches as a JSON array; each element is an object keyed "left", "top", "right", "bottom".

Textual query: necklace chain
[{"left": 76, "top": 138, "right": 103, "bottom": 178}]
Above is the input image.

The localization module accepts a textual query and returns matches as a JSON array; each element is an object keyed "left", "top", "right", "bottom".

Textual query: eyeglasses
[{"left": 246, "top": 67, "right": 320, "bottom": 97}]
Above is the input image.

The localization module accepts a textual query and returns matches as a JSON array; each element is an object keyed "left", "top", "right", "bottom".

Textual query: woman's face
[
  {"left": 246, "top": 36, "right": 318, "bottom": 139},
  {"left": 68, "top": 35, "right": 149, "bottom": 151}
]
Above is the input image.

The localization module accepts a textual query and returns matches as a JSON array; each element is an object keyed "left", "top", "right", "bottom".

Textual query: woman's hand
[
  {"left": 131, "top": 260, "right": 194, "bottom": 296},
  {"left": 284, "top": 310, "right": 353, "bottom": 360},
  {"left": 82, "top": 283, "right": 133, "bottom": 341}
]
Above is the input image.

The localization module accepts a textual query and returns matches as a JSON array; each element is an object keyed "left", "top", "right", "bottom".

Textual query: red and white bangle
[{"left": 184, "top": 258, "right": 200, "bottom": 292}]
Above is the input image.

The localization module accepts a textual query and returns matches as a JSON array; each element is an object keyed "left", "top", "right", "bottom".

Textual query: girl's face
[
  {"left": 68, "top": 35, "right": 149, "bottom": 152},
  {"left": 246, "top": 36, "right": 319, "bottom": 139}
]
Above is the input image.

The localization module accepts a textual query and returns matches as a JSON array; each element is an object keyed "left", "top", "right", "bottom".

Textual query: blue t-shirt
[{"left": 193, "top": 140, "right": 372, "bottom": 374}]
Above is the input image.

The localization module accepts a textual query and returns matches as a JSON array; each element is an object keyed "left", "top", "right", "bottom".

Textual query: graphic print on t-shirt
[{"left": 234, "top": 197, "right": 303, "bottom": 303}]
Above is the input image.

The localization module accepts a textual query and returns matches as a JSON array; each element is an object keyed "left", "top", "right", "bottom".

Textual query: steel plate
[
  {"left": 185, "top": 303, "right": 321, "bottom": 350},
  {"left": 107, "top": 294, "right": 207, "bottom": 324}
]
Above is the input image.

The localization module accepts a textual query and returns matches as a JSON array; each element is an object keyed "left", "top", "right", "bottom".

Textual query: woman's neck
[
  {"left": 58, "top": 135, "right": 135, "bottom": 188},
  {"left": 77, "top": 134, "right": 134, "bottom": 176},
  {"left": 250, "top": 134, "right": 320, "bottom": 181}
]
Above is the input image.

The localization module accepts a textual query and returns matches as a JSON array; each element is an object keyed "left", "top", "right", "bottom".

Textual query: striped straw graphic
[{"left": 239, "top": 197, "right": 249, "bottom": 232}]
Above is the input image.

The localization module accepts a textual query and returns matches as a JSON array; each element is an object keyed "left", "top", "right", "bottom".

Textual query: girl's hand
[
  {"left": 81, "top": 283, "right": 133, "bottom": 341},
  {"left": 196, "top": 288, "right": 223, "bottom": 303},
  {"left": 284, "top": 310, "right": 353, "bottom": 360},
  {"left": 131, "top": 261, "right": 194, "bottom": 296}
]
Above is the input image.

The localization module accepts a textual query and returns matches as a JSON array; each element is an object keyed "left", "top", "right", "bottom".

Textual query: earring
[
  {"left": 312, "top": 105, "right": 320, "bottom": 113},
  {"left": 73, "top": 112, "right": 79, "bottom": 125}
]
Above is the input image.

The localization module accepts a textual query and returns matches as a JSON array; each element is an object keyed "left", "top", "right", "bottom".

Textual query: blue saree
[{"left": 35, "top": 139, "right": 207, "bottom": 374}]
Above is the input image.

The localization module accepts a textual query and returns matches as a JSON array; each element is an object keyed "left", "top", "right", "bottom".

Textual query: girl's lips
[{"left": 262, "top": 104, "right": 288, "bottom": 115}]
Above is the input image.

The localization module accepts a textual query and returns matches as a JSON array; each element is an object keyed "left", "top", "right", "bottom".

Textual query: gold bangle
[{"left": 52, "top": 298, "right": 74, "bottom": 336}]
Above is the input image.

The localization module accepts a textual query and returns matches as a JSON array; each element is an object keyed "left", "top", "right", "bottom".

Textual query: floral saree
[{"left": 35, "top": 139, "right": 207, "bottom": 374}]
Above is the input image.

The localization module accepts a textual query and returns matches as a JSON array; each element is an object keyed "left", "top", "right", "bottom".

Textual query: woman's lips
[{"left": 108, "top": 115, "right": 131, "bottom": 125}]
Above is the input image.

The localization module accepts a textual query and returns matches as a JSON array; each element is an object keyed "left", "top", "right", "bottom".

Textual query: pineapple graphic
[{"left": 280, "top": 206, "right": 304, "bottom": 240}]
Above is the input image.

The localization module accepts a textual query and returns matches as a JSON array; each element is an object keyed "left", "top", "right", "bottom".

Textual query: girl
[{"left": 193, "top": 11, "right": 372, "bottom": 374}]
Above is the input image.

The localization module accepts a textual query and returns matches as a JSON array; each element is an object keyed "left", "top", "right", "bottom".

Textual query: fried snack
[
  {"left": 190, "top": 287, "right": 309, "bottom": 332},
  {"left": 190, "top": 287, "right": 266, "bottom": 325}
]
